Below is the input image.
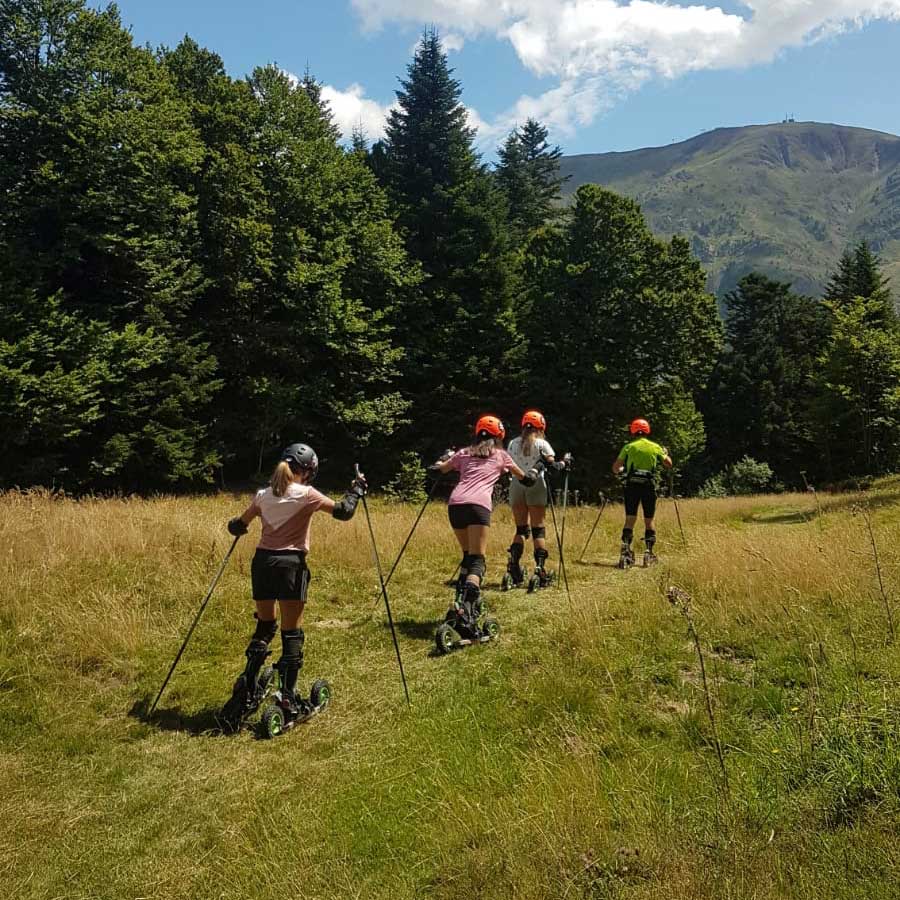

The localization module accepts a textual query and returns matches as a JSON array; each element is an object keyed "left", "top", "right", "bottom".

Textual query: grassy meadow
[{"left": 1, "top": 481, "right": 899, "bottom": 899}]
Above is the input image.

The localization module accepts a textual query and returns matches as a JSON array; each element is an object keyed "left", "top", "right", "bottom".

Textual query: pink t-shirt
[
  {"left": 243, "top": 483, "right": 330, "bottom": 552},
  {"left": 447, "top": 449, "right": 515, "bottom": 511}
]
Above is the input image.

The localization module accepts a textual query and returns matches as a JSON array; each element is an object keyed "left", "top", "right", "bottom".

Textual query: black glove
[
  {"left": 350, "top": 473, "right": 368, "bottom": 497},
  {"left": 519, "top": 468, "right": 539, "bottom": 487},
  {"left": 227, "top": 517, "right": 248, "bottom": 536}
]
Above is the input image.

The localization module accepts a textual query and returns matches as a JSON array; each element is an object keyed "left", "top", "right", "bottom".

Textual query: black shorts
[
  {"left": 448, "top": 503, "right": 492, "bottom": 529},
  {"left": 251, "top": 549, "right": 310, "bottom": 601},
  {"left": 624, "top": 481, "right": 657, "bottom": 518}
]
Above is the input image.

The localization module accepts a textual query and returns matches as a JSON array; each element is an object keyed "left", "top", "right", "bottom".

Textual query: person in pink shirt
[
  {"left": 433, "top": 416, "right": 535, "bottom": 629},
  {"left": 219, "top": 443, "right": 366, "bottom": 732}
]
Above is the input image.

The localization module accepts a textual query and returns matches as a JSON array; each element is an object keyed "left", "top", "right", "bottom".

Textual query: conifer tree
[
  {"left": 496, "top": 118, "right": 566, "bottom": 244},
  {"left": 380, "top": 30, "right": 519, "bottom": 449},
  {"left": 824, "top": 241, "right": 894, "bottom": 325},
  {"left": 703, "top": 274, "right": 831, "bottom": 483}
]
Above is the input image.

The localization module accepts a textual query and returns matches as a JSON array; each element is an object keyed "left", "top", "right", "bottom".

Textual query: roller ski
[
  {"left": 500, "top": 542, "right": 527, "bottom": 591},
  {"left": 641, "top": 529, "right": 658, "bottom": 567},
  {"left": 218, "top": 641, "right": 276, "bottom": 734},
  {"left": 435, "top": 583, "right": 500, "bottom": 654},
  {"left": 259, "top": 675, "right": 332, "bottom": 739},
  {"left": 526, "top": 548, "right": 555, "bottom": 593},
  {"left": 617, "top": 542, "right": 636, "bottom": 570}
]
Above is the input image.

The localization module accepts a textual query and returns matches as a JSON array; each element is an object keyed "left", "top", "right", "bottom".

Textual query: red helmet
[
  {"left": 474, "top": 415, "right": 506, "bottom": 440},
  {"left": 521, "top": 410, "right": 546, "bottom": 431},
  {"left": 630, "top": 418, "right": 651, "bottom": 436}
]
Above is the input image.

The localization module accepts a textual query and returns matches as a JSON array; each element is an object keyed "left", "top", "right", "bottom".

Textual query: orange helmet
[
  {"left": 630, "top": 418, "right": 651, "bottom": 436},
  {"left": 521, "top": 410, "right": 546, "bottom": 431},
  {"left": 474, "top": 415, "right": 506, "bottom": 440}
]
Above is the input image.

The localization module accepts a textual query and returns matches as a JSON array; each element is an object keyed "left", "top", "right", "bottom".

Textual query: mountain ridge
[{"left": 559, "top": 121, "right": 900, "bottom": 296}]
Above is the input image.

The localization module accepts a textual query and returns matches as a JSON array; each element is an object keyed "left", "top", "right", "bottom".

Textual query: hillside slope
[{"left": 560, "top": 122, "right": 900, "bottom": 296}]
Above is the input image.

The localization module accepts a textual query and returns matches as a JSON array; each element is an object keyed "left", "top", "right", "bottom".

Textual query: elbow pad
[{"left": 331, "top": 491, "right": 360, "bottom": 521}]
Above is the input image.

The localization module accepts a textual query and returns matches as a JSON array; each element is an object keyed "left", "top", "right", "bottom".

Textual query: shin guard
[{"left": 277, "top": 628, "right": 304, "bottom": 699}]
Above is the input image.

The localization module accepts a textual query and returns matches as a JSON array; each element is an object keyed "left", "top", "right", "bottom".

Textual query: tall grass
[{"left": 1, "top": 482, "right": 899, "bottom": 899}]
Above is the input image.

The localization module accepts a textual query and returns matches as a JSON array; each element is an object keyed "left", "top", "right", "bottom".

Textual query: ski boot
[
  {"left": 642, "top": 531, "right": 658, "bottom": 568},
  {"left": 527, "top": 548, "right": 555, "bottom": 593},
  {"left": 218, "top": 640, "right": 275, "bottom": 734},
  {"left": 435, "top": 583, "right": 500, "bottom": 654},
  {"left": 259, "top": 676, "right": 332, "bottom": 739},
  {"left": 617, "top": 542, "right": 636, "bottom": 570},
  {"left": 500, "top": 542, "right": 526, "bottom": 591}
]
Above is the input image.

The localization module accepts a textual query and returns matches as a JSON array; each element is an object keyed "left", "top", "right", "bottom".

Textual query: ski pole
[
  {"left": 546, "top": 483, "right": 572, "bottom": 605},
  {"left": 356, "top": 464, "right": 411, "bottom": 707},
  {"left": 669, "top": 470, "right": 687, "bottom": 550},
  {"left": 384, "top": 474, "right": 442, "bottom": 589},
  {"left": 560, "top": 462, "right": 571, "bottom": 557},
  {"left": 578, "top": 492, "right": 607, "bottom": 562},
  {"left": 148, "top": 535, "right": 241, "bottom": 717}
]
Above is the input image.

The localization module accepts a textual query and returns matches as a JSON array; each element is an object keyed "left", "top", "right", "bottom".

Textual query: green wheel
[
  {"left": 482, "top": 617, "right": 500, "bottom": 640},
  {"left": 435, "top": 623, "right": 455, "bottom": 655},
  {"left": 527, "top": 574, "right": 539, "bottom": 594},
  {"left": 261, "top": 703, "right": 284, "bottom": 739},
  {"left": 500, "top": 573, "right": 512, "bottom": 592},
  {"left": 310, "top": 679, "right": 332, "bottom": 710}
]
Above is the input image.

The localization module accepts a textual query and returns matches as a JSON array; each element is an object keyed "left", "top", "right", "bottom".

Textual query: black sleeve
[{"left": 331, "top": 491, "right": 360, "bottom": 521}]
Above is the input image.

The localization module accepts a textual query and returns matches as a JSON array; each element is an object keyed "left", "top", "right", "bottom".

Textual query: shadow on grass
[
  {"left": 128, "top": 697, "right": 225, "bottom": 737},
  {"left": 393, "top": 617, "right": 441, "bottom": 642},
  {"left": 574, "top": 560, "right": 621, "bottom": 569}
]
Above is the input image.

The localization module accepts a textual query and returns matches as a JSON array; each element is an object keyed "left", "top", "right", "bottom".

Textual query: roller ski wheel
[
  {"left": 435, "top": 622, "right": 456, "bottom": 655},
  {"left": 218, "top": 664, "right": 275, "bottom": 734},
  {"left": 500, "top": 573, "right": 513, "bottom": 592},
  {"left": 434, "top": 618, "right": 500, "bottom": 654},
  {"left": 527, "top": 573, "right": 539, "bottom": 594},
  {"left": 260, "top": 678, "right": 331, "bottom": 739},
  {"left": 617, "top": 550, "right": 635, "bottom": 570},
  {"left": 642, "top": 551, "right": 659, "bottom": 568}
]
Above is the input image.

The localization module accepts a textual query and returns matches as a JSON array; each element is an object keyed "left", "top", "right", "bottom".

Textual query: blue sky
[{"left": 110, "top": 1, "right": 900, "bottom": 156}]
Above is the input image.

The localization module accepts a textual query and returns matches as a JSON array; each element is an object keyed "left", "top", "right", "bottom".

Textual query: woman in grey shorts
[{"left": 505, "top": 410, "right": 561, "bottom": 585}]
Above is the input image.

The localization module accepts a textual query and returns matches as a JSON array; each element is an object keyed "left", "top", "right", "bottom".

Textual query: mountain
[{"left": 559, "top": 122, "right": 900, "bottom": 297}]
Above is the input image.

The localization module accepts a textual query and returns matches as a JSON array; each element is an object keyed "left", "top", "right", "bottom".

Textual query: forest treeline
[{"left": 2, "top": 1, "right": 899, "bottom": 494}]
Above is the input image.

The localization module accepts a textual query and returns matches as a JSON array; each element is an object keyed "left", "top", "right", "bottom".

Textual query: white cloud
[
  {"left": 320, "top": 83, "right": 396, "bottom": 140},
  {"left": 350, "top": 0, "right": 900, "bottom": 138}
]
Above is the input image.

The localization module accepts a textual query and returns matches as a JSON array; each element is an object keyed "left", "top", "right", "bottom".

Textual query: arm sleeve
[{"left": 542, "top": 440, "right": 556, "bottom": 458}]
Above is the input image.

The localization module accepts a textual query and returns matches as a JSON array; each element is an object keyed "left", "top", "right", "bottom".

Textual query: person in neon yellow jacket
[{"left": 612, "top": 419, "right": 672, "bottom": 564}]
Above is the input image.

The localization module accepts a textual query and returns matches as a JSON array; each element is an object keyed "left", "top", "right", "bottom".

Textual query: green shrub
[
  {"left": 383, "top": 451, "right": 427, "bottom": 503},
  {"left": 699, "top": 456, "right": 775, "bottom": 497}
]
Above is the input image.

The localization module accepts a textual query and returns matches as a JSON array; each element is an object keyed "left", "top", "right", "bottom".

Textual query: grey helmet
[{"left": 281, "top": 443, "right": 319, "bottom": 481}]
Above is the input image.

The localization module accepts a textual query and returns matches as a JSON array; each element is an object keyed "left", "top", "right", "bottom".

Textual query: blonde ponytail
[{"left": 270, "top": 460, "right": 294, "bottom": 498}]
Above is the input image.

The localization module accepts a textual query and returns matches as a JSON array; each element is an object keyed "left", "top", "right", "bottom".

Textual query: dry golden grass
[{"left": 1, "top": 481, "right": 899, "bottom": 899}]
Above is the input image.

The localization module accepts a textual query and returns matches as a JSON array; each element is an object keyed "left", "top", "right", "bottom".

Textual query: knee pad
[
  {"left": 508, "top": 543, "right": 524, "bottom": 562},
  {"left": 252, "top": 617, "right": 279, "bottom": 645},
  {"left": 279, "top": 628, "right": 305, "bottom": 665},
  {"left": 468, "top": 554, "right": 486, "bottom": 580},
  {"left": 531, "top": 526, "right": 546, "bottom": 540},
  {"left": 515, "top": 524, "right": 531, "bottom": 539}
]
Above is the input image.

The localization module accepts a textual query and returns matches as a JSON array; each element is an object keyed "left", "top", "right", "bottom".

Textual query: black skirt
[
  {"left": 448, "top": 503, "right": 492, "bottom": 529},
  {"left": 251, "top": 549, "right": 310, "bottom": 601}
]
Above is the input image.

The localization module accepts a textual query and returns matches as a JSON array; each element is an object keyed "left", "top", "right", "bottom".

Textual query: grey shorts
[{"left": 509, "top": 477, "right": 549, "bottom": 508}]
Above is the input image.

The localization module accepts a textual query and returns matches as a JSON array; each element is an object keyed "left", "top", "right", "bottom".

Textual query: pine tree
[
  {"left": 703, "top": 274, "right": 831, "bottom": 483},
  {"left": 380, "top": 30, "right": 520, "bottom": 450},
  {"left": 496, "top": 118, "right": 566, "bottom": 244},
  {"left": 824, "top": 241, "right": 894, "bottom": 325},
  {"left": 814, "top": 297, "right": 900, "bottom": 477}
]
